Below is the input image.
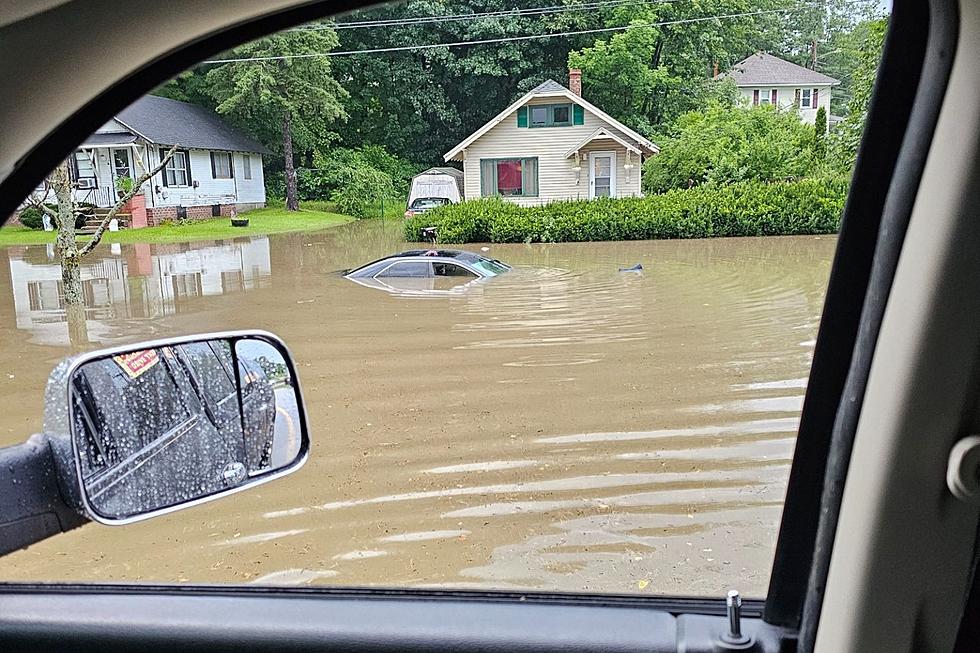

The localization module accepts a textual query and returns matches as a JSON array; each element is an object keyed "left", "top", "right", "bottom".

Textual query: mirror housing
[{"left": 42, "top": 331, "right": 309, "bottom": 525}]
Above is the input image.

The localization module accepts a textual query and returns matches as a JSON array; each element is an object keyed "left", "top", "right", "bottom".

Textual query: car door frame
[{"left": 0, "top": 1, "right": 971, "bottom": 651}]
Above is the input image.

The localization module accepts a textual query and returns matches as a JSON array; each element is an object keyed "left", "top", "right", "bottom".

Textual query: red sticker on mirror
[{"left": 113, "top": 350, "right": 160, "bottom": 379}]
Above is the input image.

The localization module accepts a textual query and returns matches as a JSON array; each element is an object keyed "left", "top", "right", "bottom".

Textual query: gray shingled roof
[
  {"left": 529, "top": 79, "right": 568, "bottom": 94},
  {"left": 116, "top": 95, "right": 270, "bottom": 154},
  {"left": 717, "top": 53, "right": 840, "bottom": 86}
]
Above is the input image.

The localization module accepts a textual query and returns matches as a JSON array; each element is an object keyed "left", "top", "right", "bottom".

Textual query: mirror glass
[{"left": 68, "top": 335, "right": 305, "bottom": 521}]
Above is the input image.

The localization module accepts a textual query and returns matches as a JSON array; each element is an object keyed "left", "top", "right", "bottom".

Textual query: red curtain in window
[
  {"left": 771, "top": 89, "right": 778, "bottom": 104},
  {"left": 496, "top": 160, "right": 523, "bottom": 195},
  {"left": 813, "top": 89, "right": 819, "bottom": 107},
  {"left": 753, "top": 89, "right": 760, "bottom": 105}
]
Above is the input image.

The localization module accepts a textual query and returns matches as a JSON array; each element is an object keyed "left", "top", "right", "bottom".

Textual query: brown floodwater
[{"left": 0, "top": 222, "right": 834, "bottom": 597}]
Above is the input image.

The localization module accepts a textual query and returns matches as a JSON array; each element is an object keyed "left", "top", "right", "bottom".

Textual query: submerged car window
[
  {"left": 433, "top": 262, "right": 476, "bottom": 277},
  {"left": 0, "top": 0, "right": 888, "bottom": 598},
  {"left": 377, "top": 261, "right": 430, "bottom": 278}
]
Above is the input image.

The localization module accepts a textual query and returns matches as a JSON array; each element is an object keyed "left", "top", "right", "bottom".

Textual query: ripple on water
[{"left": 250, "top": 569, "right": 339, "bottom": 585}]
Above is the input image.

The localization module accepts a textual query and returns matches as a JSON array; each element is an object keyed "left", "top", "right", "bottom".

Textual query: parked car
[
  {"left": 404, "top": 168, "right": 464, "bottom": 218},
  {"left": 403, "top": 196, "right": 451, "bottom": 218}
]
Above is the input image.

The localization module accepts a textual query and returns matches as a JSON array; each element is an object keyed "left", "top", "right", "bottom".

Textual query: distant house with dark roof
[
  {"left": 444, "top": 70, "right": 658, "bottom": 206},
  {"left": 63, "top": 95, "right": 268, "bottom": 225},
  {"left": 715, "top": 53, "right": 841, "bottom": 128}
]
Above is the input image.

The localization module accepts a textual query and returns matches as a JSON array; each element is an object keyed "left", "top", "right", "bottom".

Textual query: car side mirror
[{"left": 44, "top": 331, "right": 309, "bottom": 524}]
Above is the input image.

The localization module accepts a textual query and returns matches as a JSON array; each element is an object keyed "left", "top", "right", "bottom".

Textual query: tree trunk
[
  {"left": 283, "top": 111, "right": 299, "bottom": 212},
  {"left": 50, "top": 161, "right": 88, "bottom": 345}
]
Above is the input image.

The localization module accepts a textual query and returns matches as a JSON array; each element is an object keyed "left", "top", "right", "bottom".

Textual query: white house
[
  {"left": 444, "top": 70, "right": 658, "bottom": 206},
  {"left": 62, "top": 95, "right": 268, "bottom": 226},
  {"left": 716, "top": 53, "right": 841, "bottom": 127}
]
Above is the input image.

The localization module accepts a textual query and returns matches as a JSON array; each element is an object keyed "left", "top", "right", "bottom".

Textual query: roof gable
[
  {"left": 717, "top": 52, "right": 840, "bottom": 86},
  {"left": 444, "top": 80, "right": 657, "bottom": 161},
  {"left": 116, "top": 95, "right": 270, "bottom": 154}
]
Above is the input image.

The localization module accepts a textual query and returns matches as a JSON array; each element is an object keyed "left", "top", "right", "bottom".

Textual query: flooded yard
[{"left": 0, "top": 221, "right": 834, "bottom": 597}]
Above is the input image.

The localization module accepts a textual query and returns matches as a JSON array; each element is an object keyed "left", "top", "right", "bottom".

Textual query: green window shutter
[
  {"left": 522, "top": 158, "right": 538, "bottom": 197},
  {"left": 573, "top": 105, "right": 585, "bottom": 125},
  {"left": 480, "top": 159, "right": 496, "bottom": 196},
  {"left": 517, "top": 107, "right": 528, "bottom": 128}
]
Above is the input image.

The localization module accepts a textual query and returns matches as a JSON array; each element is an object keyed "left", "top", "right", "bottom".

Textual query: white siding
[
  {"left": 737, "top": 84, "right": 833, "bottom": 126},
  {"left": 461, "top": 97, "right": 644, "bottom": 206},
  {"left": 143, "top": 147, "right": 265, "bottom": 208},
  {"left": 234, "top": 153, "right": 266, "bottom": 204}
]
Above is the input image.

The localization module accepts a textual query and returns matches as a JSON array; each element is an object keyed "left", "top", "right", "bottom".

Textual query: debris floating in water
[{"left": 619, "top": 263, "right": 643, "bottom": 272}]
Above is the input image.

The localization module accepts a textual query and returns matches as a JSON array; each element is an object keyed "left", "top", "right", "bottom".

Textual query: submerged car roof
[{"left": 393, "top": 249, "right": 482, "bottom": 261}]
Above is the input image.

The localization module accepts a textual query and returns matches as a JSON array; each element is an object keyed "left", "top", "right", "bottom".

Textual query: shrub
[
  {"left": 643, "top": 103, "right": 818, "bottom": 194},
  {"left": 18, "top": 202, "right": 105, "bottom": 230},
  {"left": 17, "top": 207, "right": 45, "bottom": 229},
  {"left": 405, "top": 176, "right": 848, "bottom": 244}
]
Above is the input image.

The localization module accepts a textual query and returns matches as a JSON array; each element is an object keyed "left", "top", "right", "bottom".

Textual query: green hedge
[{"left": 404, "top": 176, "right": 848, "bottom": 244}]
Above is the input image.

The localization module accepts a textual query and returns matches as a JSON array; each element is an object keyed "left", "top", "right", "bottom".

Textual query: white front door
[{"left": 589, "top": 151, "right": 616, "bottom": 199}]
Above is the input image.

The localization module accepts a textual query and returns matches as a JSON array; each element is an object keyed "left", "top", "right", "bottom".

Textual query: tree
[
  {"left": 642, "top": 103, "right": 816, "bottom": 194},
  {"left": 830, "top": 17, "right": 887, "bottom": 169},
  {"left": 28, "top": 146, "right": 176, "bottom": 344},
  {"left": 568, "top": 0, "right": 796, "bottom": 135},
  {"left": 329, "top": 0, "right": 610, "bottom": 164},
  {"left": 814, "top": 106, "right": 828, "bottom": 158},
  {"left": 205, "top": 30, "right": 348, "bottom": 211}
]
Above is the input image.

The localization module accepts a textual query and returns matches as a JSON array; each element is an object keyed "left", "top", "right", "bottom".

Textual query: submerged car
[{"left": 345, "top": 249, "right": 511, "bottom": 294}]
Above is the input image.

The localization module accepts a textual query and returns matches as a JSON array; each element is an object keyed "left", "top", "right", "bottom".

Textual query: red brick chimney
[{"left": 568, "top": 68, "right": 582, "bottom": 96}]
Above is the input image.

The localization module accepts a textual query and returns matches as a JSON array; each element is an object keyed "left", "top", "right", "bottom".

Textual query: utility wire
[
  {"left": 294, "top": 0, "right": 684, "bottom": 31},
  {"left": 204, "top": 7, "right": 798, "bottom": 64}
]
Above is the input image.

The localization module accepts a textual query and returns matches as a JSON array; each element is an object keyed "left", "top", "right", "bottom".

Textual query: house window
[
  {"left": 210, "top": 152, "right": 233, "bottom": 179},
  {"left": 529, "top": 104, "right": 573, "bottom": 128},
  {"left": 480, "top": 158, "right": 539, "bottom": 197},
  {"left": 71, "top": 152, "right": 96, "bottom": 183},
  {"left": 163, "top": 150, "right": 190, "bottom": 187},
  {"left": 801, "top": 89, "right": 813, "bottom": 108},
  {"left": 759, "top": 89, "right": 772, "bottom": 105},
  {"left": 243, "top": 155, "right": 252, "bottom": 180}
]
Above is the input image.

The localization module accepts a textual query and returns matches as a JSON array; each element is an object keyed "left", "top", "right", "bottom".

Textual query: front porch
[{"left": 70, "top": 139, "right": 149, "bottom": 209}]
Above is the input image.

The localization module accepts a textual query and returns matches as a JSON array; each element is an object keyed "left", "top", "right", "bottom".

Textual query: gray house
[{"left": 64, "top": 95, "right": 269, "bottom": 225}]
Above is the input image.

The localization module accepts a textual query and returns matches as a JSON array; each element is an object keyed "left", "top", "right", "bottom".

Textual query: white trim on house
[
  {"left": 565, "top": 127, "right": 642, "bottom": 158},
  {"left": 444, "top": 88, "right": 658, "bottom": 161}
]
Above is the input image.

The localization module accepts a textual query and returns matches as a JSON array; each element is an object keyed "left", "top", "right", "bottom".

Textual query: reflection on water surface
[{"left": 0, "top": 221, "right": 834, "bottom": 596}]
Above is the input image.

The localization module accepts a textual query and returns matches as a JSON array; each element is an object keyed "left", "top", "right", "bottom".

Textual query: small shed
[{"left": 408, "top": 167, "right": 465, "bottom": 206}]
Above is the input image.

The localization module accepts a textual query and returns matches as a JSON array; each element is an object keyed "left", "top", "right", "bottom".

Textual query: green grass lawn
[{"left": 0, "top": 207, "right": 353, "bottom": 245}]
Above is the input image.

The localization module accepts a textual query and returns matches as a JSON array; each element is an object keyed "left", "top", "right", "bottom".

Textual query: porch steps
[{"left": 75, "top": 209, "right": 130, "bottom": 235}]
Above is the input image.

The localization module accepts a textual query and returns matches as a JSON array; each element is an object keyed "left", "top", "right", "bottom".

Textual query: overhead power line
[
  {"left": 294, "top": 0, "right": 683, "bottom": 31},
  {"left": 204, "top": 7, "right": 798, "bottom": 64}
]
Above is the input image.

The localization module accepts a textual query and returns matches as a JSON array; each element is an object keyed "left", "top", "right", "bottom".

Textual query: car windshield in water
[
  {"left": 471, "top": 258, "right": 509, "bottom": 276},
  {"left": 0, "top": 0, "right": 888, "bottom": 598}
]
